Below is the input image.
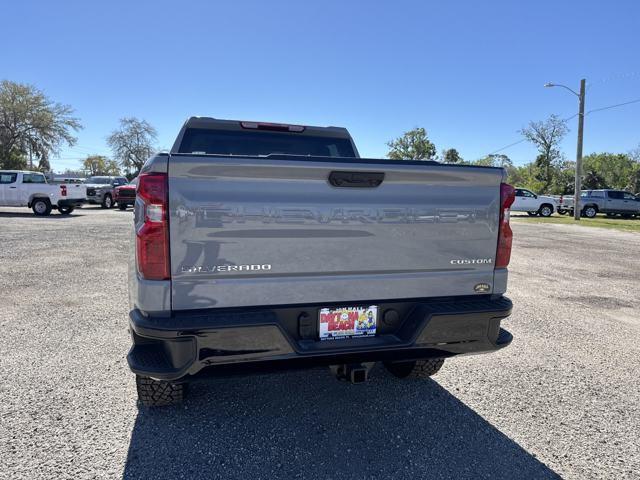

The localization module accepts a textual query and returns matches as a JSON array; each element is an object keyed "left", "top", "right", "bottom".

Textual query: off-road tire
[
  {"left": 32, "top": 198, "right": 52, "bottom": 216},
  {"left": 101, "top": 194, "right": 113, "bottom": 209},
  {"left": 384, "top": 358, "right": 445, "bottom": 379},
  {"left": 136, "top": 375, "right": 186, "bottom": 407}
]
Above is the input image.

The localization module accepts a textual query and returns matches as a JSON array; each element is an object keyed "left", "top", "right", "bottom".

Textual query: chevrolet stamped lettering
[{"left": 196, "top": 206, "right": 486, "bottom": 225}]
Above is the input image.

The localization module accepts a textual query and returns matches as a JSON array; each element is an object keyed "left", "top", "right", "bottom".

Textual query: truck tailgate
[
  {"left": 168, "top": 156, "right": 504, "bottom": 310},
  {"left": 62, "top": 183, "right": 87, "bottom": 200}
]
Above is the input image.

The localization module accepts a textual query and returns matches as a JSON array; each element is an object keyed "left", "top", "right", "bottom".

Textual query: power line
[
  {"left": 488, "top": 139, "right": 527, "bottom": 155},
  {"left": 587, "top": 98, "right": 640, "bottom": 114},
  {"left": 487, "top": 112, "right": 578, "bottom": 155},
  {"left": 485, "top": 98, "right": 639, "bottom": 156}
]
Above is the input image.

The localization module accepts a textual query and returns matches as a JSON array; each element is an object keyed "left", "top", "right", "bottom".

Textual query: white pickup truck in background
[
  {"left": 512, "top": 187, "right": 557, "bottom": 217},
  {"left": 0, "top": 170, "right": 86, "bottom": 215}
]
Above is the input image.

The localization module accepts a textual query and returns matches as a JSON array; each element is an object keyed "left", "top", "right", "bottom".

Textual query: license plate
[{"left": 319, "top": 305, "right": 378, "bottom": 340}]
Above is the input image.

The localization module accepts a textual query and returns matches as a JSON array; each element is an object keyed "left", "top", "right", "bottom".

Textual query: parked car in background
[
  {"left": 512, "top": 188, "right": 557, "bottom": 217},
  {"left": 579, "top": 189, "right": 640, "bottom": 218},
  {"left": 114, "top": 177, "right": 137, "bottom": 210},
  {"left": 84, "top": 176, "right": 128, "bottom": 208},
  {"left": 0, "top": 170, "right": 86, "bottom": 215},
  {"left": 555, "top": 194, "right": 573, "bottom": 215},
  {"left": 50, "top": 175, "right": 86, "bottom": 184}
]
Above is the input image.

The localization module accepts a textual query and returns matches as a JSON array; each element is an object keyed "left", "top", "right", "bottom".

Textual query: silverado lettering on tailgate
[{"left": 181, "top": 264, "right": 272, "bottom": 273}]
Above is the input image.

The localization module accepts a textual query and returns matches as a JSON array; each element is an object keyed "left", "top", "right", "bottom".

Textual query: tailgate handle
[{"left": 328, "top": 171, "right": 384, "bottom": 188}]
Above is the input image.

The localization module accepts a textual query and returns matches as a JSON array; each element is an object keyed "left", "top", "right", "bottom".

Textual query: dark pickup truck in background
[
  {"left": 127, "top": 117, "right": 515, "bottom": 407},
  {"left": 85, "top": 175, "right": 129, "bottom": 208}
]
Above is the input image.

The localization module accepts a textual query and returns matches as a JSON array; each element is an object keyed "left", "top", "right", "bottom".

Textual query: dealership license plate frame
[{"left": 319, "top": 305, "right": 378, "bottom": 341}]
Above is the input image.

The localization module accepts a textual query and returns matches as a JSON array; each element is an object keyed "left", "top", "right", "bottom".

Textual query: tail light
[
  {"left": 60, "top": 185, "right": 67, "bottom": 196},
  {"left": 136, "top": 172, "right": 170, "bottom": 280},
  {"left": 495, "top": 183, "right": 515, "bottom": 268}
]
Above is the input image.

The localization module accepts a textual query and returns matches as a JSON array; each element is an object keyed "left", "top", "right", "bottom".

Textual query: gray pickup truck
[
  {"left": 578, "top": 189, "right": 640, "bottom": 218},
  {"left": 127, "top": 117, "right": 515, "bottom": 406},
  {"left": 84, "top": 175, "right": 129, "bottom": 208}
]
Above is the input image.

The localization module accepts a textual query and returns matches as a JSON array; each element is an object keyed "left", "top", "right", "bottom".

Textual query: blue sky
[{"left": 3, "top": 0, "right": 640, "bottom": 171}]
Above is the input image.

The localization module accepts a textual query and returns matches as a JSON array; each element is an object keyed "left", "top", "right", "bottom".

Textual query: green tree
[
  {"left": 520, "top": 115, "right": 568, "bottom": 192},
  {"left": 107, "top": 117, "right": 157, "bottom": 174},
  {"left": 442, "top": 148, "right": 464, "bottom": 164},
  {"left": 582, "top": 169, "right": 608, "bottom": 190},
  {"left": 1, "top": 148, "right": 28, "bottom": 170},
  {"left": 505, "top": 165, "right": 526, "bottom": 187},
  {"left": 0, "top": 80, "right": 81, "bottom": 170},
  {"left": 387, "top": 127, "right": 436, "bottom": 161},
  {"left": 473, "top": 154, "right": 512, "bottom": 168},
  {"left": 627, "top": 164, "right": 640, "bottom": 193},
  {"left": 553, "top": 160, "right": 576, "bottom": 194},
  {"left": 582, "top": 152, "right": 635, "bottom": 190},
  {"left": 82, "top": 155, "right": 121, "bottom": 176}
]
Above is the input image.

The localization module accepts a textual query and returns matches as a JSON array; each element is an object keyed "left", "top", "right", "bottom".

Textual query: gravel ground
[{"left": 0, "top": 207, "right": 638, "bottom": 479}]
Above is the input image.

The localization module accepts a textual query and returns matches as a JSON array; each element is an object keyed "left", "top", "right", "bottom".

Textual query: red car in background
[{"left": 114, "top": 177, "right": 137, "bottom": 210}]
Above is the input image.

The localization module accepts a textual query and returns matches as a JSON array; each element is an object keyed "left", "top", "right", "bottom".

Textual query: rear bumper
[
  {"left": 128, "top": 296, "right": 513, "bottom": 381},
  {"left": 58, "top": 198, "right": 85, "bottom": 207}
]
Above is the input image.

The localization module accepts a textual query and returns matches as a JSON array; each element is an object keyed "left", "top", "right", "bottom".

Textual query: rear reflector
[
  {"left": 240, "top": 121, "right": 305, "bottom": 133},
  {"left": 136, "top": 173, "right": 170, "bottom": 280},
  {"left": 495, "top": 183, "right": 515, "bottom": 269}
]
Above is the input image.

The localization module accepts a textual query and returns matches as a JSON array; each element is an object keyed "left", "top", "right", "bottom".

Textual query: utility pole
[
  {"left": 573, "top": 78, "right": 586, "bottom": 221},
  {"left": 544, "top": 79, "right": 587, "bottom": 221}
]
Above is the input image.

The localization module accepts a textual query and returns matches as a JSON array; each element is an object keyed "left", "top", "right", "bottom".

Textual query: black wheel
[
  {"left": 527, "top": 211, "right": 538, "bottom": 216},
  {"left": 58, "top": 206, "right": 74, "bottom": 215},
  {"left": 32, "top": 198, "right": 52, "bottom": 216},
  {"left": 582, "top": 206, "right": 597, "bottom": 218},
  {"left": 118, "top": 203, "right": 127, "bottom": 210},
  {"left": 136, "top": 375, "right": 186, "bottom": 407},
  {"left": 538, "top": 204, "right": 554, "bottom": 217},
  {"left": 384, "top": 358, "right": 445, "bottom": 379},
  {"left": 101, "top": 194, "right": 113, "bottom": 209}
]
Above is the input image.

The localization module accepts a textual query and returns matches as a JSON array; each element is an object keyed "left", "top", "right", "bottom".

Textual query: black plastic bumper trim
[{"left": 128, "top": 296, "right": 513, "bottom": 381}]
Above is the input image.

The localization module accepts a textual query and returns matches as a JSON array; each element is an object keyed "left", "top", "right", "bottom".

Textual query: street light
[{"left": 545, "top": 79, "right": 586, "bottom": 221}]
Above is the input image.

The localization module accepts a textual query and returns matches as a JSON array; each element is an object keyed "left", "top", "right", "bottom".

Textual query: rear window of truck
[
  {"left": 178, "top": 128, "right": 356, "bottom": 158},
  {"left": 0, "top": 172, "right": 17, "bottom": 184}
]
